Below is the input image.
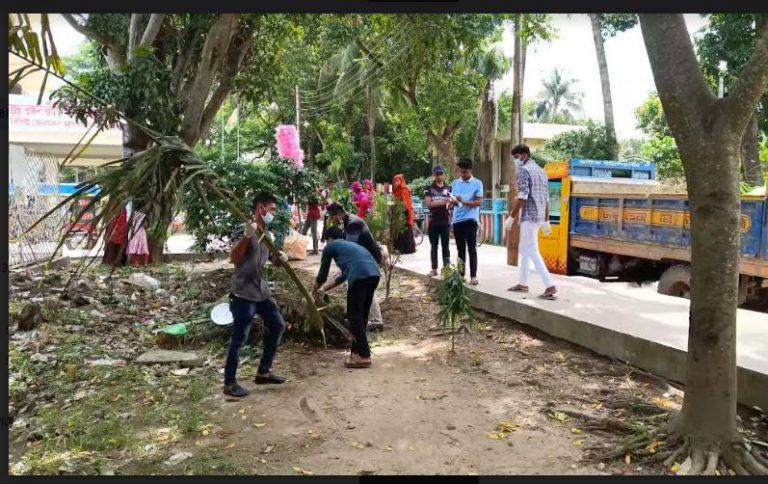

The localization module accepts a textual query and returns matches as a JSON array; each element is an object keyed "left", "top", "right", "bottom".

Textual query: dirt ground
[{"left": 8, "top": 256, "right": 767, "bottom": 476}]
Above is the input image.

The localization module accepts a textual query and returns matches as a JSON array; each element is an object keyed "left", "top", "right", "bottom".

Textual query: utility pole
[
  {"left": 295, "top": 85, "right": 300, "bottom": 138},
  {"left": 220, "top": 110, "right": 224, "bottom": 162},
  {"left": 507, "top": 15, "right": 524, "bottom": 267},
  {"left": 294, "top": 85, "right": 303, "bottom": 228}
]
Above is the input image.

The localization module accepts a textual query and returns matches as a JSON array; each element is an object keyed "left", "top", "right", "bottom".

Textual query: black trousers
[
  {"left": 428, "top": 223, "right": 450, "bottom": 270},
  {"left": 452, "top": 220, "right": 478, "bottom": 278},
  {"left": 347, "top": 276, "right": 380, "bottom": 358}
]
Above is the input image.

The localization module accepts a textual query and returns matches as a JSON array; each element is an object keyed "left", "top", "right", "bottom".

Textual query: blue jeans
[{"left": 225, "top": 294, "right": 285, "bottom": 385}]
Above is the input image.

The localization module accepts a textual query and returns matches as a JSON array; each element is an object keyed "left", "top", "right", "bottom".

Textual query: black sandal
[{"left": 254, "top": 373, "right": 287, "bottom": 385}]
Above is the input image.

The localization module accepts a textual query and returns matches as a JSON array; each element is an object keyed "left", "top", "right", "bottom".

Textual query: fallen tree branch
[{"left": 552, "top": 407, "right": 633, "bottom": 432}]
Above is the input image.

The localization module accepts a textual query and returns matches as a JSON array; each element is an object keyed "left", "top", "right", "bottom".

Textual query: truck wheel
[{"left": 658, "top": 265, "right": 691, "bottom": 299}]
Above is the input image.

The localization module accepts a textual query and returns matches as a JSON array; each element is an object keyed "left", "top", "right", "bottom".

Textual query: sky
[
  {"left": 497, "top": 14, "right": 710, "bottom": 140},
  {"left": 42, "top": 14, "right": 711, "bottom": 141}
]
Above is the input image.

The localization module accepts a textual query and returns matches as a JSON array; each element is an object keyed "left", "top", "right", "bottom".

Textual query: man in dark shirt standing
[
  {"left": 314, "top": 227, "right": 380, "bottom": 368},
  {"left": 424, "top": 164, "right": 452, "bottom": 276},
  {"left": 225, "top": 193, "right": 288, "bottom": 398},
  {"left": 326, "top": 203, "right": 383, "bottom": 264},
  {"left": 326, "top": 203, "right": 385, "bottom": 332}
]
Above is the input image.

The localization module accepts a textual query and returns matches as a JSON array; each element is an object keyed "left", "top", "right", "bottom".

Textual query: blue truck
[{"left": 539, "top": 159, "right": 768, "bottom": 307}]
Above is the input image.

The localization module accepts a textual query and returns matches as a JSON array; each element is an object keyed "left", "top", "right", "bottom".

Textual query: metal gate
[{"left": 8, "top": 147, "right": 65, "bottom": 268}]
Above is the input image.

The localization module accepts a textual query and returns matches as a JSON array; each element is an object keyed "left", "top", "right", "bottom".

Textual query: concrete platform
[{"left": 396, "top": 240, "right": 768, "bottom": 411}]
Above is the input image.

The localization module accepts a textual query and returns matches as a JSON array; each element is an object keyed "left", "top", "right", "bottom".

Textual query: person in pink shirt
[
  {"left": 351, "top": 181, "right": 370, "bottom": 219},
  {"left": 362, "top": 179, "right": 375, "bottom": 214}
]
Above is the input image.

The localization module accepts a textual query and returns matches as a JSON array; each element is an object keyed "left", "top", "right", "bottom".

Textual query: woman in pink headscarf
[
  {"left": 362, "top": 179, "right": 375, "bottom": 214},
  {"left": 351, "top": 181, "right": 369, "bottom": 219}
]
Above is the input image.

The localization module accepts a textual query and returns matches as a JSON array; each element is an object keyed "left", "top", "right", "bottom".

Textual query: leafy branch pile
[{"left": 21, "top": 136, "right": 326, "bottom": 335}]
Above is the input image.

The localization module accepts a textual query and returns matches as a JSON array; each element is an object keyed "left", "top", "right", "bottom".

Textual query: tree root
[
  {"left": 605, "top": 397, "right": 670, "bottom": 416},
  {"left": 743, "top": 448, "right": 768, "bottom": 475},
  {"left": 703, "top": 449, "right": 719, "bottom": 475},
  {"left": 661, "top": 438, "right": 689, "bottom": 467},
  {"left": 589, "top": 434, "right": 659, "bottom": 461},
  {"left": 688, "top": 443, "right": 707, "bottom": 474},
  {"left": 552, "top": 407, "right": 632, "bottom": 432},
  {"left": 608, "top": 357, "right": 684, "bottom": 390},
  {"left": 594, "top": 431, "right": 768, "bottom": 476}
]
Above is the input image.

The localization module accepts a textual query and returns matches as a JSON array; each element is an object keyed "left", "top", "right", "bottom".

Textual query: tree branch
[
  {"left": 172, "top": 23, "right": 200, "bottom": 97},
  {"left": 127, "top": 14, "right": 144, "bottom": 63},
  {"left": 638, "top": 14, "right": 716, "bottom": 140},
  {"left": 196, "top": 25, "right": 255, "bottom": 144},
  {"left": 139, "top": 14, "right": 166, "bottom": 50},
  {"left": 180, "top": 14, "right": 240, "bottom": 145},
  {"left": 722, "top": 20, "right": 768, "bottom": 130},
  {"left": 61, "top": 13, "right": 126, "bottom": 67}
]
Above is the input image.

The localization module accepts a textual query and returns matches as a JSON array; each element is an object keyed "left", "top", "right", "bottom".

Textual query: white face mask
[{"left": 263, "top": 212, "right": 275, "bottom": 225}]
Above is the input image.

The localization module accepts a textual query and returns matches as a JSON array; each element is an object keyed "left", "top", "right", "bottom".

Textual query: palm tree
[
  {"left": 589, "top": 14, "right": 638, "bottom": 160},
  {"left": 533, "top": 68, "right": 585, "bottom": 124},
  {"left": 469, "top": 43, "right": 511, "bottom": 165},
  {"left": 589, "top": 14, "right": 618, "bottom": 159}
]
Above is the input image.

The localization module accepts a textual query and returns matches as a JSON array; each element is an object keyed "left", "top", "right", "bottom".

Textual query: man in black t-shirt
[{"left": 424, "top": 165, "right": 452, "bottom": 276}]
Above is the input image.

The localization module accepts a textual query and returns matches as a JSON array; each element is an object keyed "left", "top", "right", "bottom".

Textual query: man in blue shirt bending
[
  {"left": 313, "top": 227, "right": 381, "bottom": 368},
  {"left": 449, "top": 158, "right": 483, "bottom": 285}
]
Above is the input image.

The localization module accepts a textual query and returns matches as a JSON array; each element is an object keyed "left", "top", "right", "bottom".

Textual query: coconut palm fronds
[{"left": 18, "top": 135, "right": 326, "bottom": 333}]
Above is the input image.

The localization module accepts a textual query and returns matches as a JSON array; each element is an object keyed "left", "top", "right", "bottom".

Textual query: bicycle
[
  {"left": 412, "top": 223, "right": 424, "bottom": 246},
  {"left": 447, "top": 222, "right": 484, "bottom": 247}
]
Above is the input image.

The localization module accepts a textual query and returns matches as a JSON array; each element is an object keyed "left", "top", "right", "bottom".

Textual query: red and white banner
[{"left": 9, "top": 94, "right": 120, "bottom": 134}]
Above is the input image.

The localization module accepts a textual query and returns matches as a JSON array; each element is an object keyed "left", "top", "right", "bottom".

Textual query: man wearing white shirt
[{"left": 506, "top": 145, "right": 557, "bottom": 300}]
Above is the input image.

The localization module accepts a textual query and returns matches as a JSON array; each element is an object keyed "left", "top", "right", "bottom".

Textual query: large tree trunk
[
  {"left": 426, "top": 131, "right": 457, "bottom": 169},
  {"left": 679, "top": 138, "right": 741, "bottom": 444},
  {"left": 471, "top": 82, "right": 496, "bottom": 165},
  {"left": 121, "top": 123, "right": 168, "bottom": 261},
  {"left": 590, "top": 14, "right": 619, "bottom": 160},
  {"left": 640, "top": 14, "right": 768, "bottom": 473},
  {"left": 148, "top": 213, "right": 174, "bottom": 264},
  {"left": 741, "top": 109, "right": 762, "bottom": 185},
  {"left": 642, "top": 13, "right": 741, "bottom": 449},
  {"left": 507, "top": 15, "right": 524, "bottom": 267}
]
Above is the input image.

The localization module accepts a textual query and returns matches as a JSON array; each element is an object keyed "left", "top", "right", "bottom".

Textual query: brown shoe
[
  {"left": 344, "top": 355, "right": 372, "bottom": 368},
  {"left": 539, "top": 286, "right": 557, "bottom": 300},
  {"left": 508, "top": 284, "right": 529, "bottom": 292}
]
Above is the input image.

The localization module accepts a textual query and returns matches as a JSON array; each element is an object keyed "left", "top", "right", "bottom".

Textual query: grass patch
[
  {"left": 37, "top": 398, "right": 133, "bottom": 453},
  {"left": 186, "top": 379, "right": 207, "bottom": 403},
  {"left": 9, "top": 346, "right": 32, "bottom": 375},
  {"left": 166, "top": 407, "right": 207, "bottom": 435},
  {"left": 184, "top": 450, "right": 249, "bottom": 475}
]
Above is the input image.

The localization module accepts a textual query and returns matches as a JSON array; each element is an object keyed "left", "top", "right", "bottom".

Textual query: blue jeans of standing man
[{"left": 225, "top": 294, "right": 285, "bottom": 385}]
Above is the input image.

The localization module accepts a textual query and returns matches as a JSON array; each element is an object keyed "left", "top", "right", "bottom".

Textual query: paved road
[{"left": 396, "top": 239, "right": 768, "bottom": 379}]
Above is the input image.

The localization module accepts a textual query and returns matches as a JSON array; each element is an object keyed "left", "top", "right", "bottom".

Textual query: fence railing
[
  {"left": 8, "top": 149, "right": 66, "bottom": 268},
  {"left": 419, "top": 198, "right": 510, "bottom": 245}
]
